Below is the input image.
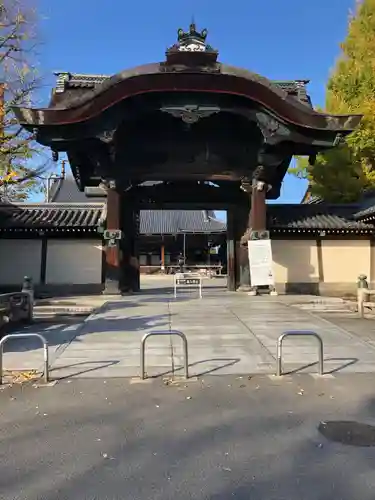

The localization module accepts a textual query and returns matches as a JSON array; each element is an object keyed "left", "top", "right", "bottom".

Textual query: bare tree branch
[{"left": 0, "top": 0, "right": 51, "bottom": 201}]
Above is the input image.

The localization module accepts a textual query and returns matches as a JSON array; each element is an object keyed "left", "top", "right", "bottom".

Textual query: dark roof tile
[
  {"left": 0, "top": 203, "right": 103, "bottom": 230},
  {"left": 140, "top": 209, "right": 226, "bottom": 234},
  {"left": 53, "top": 72, "right": 312, "bottom": 107},
  {"left": 268, "top": 204, "right": 374, "bottom": 230},
  {"left": 0, "top": 203, "right": 227, "bottom": 234}
]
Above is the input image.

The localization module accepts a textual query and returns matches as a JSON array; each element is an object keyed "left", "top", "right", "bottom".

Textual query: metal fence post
[
  {"left": 0, "top": 333, "right": 49, "bottom": 385},
  {"left": 141, "top": 330, "right": 189, "bottom": 380},
  {"left": 276, "top": 330, "right": 324, "bottom": 376}
]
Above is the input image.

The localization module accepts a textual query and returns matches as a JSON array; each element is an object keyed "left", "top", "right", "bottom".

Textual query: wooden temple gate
[{"left": 12, "top": 23, "right": 361, "bottom": 295}]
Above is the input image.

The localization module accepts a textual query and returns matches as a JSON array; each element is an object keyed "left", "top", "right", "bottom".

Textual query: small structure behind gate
[{"left": 174, "top": 273, "right": 202, "bottom": 299}]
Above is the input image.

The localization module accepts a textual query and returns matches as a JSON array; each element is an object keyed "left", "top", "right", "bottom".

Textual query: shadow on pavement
[
  {"left": 50, "top": 360, "right": 120, "bottom": 379},
  {"left": 284, "top": 357, "right": 358, "bottom": 375},
  {"left": 145, "top": 358, "right": 241, "bottom": 379}
]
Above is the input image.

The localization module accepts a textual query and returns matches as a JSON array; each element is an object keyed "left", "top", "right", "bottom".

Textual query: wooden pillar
[
  {"left": 236, "top": 179, "right": 268, "bottom": 292},
  {"left": 121, "top": 205, "right": 140, "bottom": 293},
  {"left": 250, "top": 181, "right": 267, "bottom": 231},
  {"left": 103, "top": 186, "right": 122, "bottom": 295},
  {"left": 227, "top": 208, "right": 236, "bottom": 291}
]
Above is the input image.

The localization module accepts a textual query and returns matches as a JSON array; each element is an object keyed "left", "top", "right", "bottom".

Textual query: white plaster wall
[
  {"left": 272, "top": 239, "right": 319, "bottom": 283},
  {"left": 0, "top": 239, "right": 42, "bottom": 285},
  {"left": 321, "top": 240, "right": 370, "bottom": 283},
  {"left": 46, "top": 240, "right": 102, "bottom": 284}
]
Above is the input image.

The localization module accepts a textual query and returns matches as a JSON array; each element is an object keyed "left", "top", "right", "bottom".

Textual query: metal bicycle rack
[
  {"left": 174, "top": 273, "right": 202, "bottom": 299},
  {"left": 140, "top": 330, "right": 189, "bottom": 380},
  {"left": 276, "top": 330, "right": 324, "bottom": 377},
  {"left": 0, "top": 333, "right": 49, "bottom": 385}
]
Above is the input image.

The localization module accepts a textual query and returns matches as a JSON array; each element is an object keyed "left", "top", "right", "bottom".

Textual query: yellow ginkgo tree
[
  {"left": 290, "top": 0, "right": 375, "bottom": 202},
  {"left": 0, "top": 0, "right": 48, "bottom": 201}
]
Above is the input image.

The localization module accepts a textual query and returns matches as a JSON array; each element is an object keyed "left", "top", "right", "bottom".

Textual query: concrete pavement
[{"left": 3, "top": 277, "right": 375, "bottom": 379}]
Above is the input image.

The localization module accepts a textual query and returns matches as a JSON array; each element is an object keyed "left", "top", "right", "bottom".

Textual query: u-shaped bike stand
[
  {"left": 276, "top": 330, "right": 324, "bottom": 376},
  {"left": 0, "top": 333, "right": 49, "bottom": 385},
  {"left": 140, "top": 330, "right": 189, "bottom": 380}
]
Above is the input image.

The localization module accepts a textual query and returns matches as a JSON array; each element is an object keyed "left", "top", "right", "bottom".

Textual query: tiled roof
[
  {"left": 140, "top": 209, "right": 226, "bottom": 234},
  {"left": 353, "top": 193, "right": 375, "bottom": 220},
  {"left": 0, "top": 203, "right": 103, "bottom": 232},
  {"left": 355, "top": 205, "right": 375, "bottom": 219},
  {"left": 56, "top": 72, "right": 308, "bottom": 92},
  {"left": 53, "top": 72, "right": 312, "bottom": 106},
  {"left": 268, "top": 204, "right": 374, "bottom": 232},
  {"left": 0, "top": 202, "right": 372, "bottom": 234},
  {"left": 0, "top": 203, "right": 226, "bottom": 234},
  {"left": 299, "top": 189, "right": 375, "bottom": 220},
  {"left": 50, "top": 177, "right": 92, "bottom": 203}
]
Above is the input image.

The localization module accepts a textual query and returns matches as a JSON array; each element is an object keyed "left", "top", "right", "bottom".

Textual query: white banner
[{"left": 248, "top": 239, "right": 275, "bottom": 287}]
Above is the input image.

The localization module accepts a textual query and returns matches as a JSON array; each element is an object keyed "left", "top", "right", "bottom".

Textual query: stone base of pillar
[
  {"left": 237, "top": 284, "right": 251, "bottom": 292},
  {"left": 102, "top": 280, "right": 122, "bottom": 295},
  {"left": 248, "top": 287, "right": 258, "bottom": 296}
]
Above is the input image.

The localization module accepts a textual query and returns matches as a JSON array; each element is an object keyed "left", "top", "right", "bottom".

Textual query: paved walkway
[{"left": 3, "top": 277, "right": 375, "bottom": 379}]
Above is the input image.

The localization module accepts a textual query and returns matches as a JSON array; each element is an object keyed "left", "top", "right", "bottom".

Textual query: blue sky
[{"left": 35, "top": 0, "right": 355, "bottom": 209}]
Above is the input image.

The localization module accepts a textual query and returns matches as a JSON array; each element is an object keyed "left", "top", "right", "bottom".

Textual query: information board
[{"left": 248, "top": 238, "right": 275, "bottom": 287}]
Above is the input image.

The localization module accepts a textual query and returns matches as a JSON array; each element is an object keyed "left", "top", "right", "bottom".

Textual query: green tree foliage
[
  {"left": 0, "top": 0, "right": 48, "bottom": 201},
  {"left": 290, "top": 0, "right": 375, "bottom": 202}
]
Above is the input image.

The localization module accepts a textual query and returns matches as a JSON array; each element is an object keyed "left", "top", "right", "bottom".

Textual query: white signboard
[{"left": 248, "top": 239, "right": 275, "bottom": 287}]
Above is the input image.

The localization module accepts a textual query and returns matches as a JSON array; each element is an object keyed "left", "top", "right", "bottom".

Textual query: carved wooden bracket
[
  {"left": 254, "top": 112, "right": 291, "bottom": 146},
  {"left": 160, "top": 105, "right": 220, "bottom": 124}
]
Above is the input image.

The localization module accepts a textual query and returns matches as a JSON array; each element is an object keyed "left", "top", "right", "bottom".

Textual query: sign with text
[
  {"left": 176, "top": 278, "right": 200, "bottom": 285},
  {"left": 248, "top": 238, "right": 275, "bottom": 287}
]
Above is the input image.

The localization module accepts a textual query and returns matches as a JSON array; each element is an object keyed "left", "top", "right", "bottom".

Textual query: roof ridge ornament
[
  {"left": 167, "top": 21, "right": 217, "bottom": 54},
  {"left": 164, "top": 22, "right": 219, "bottom": 69},
  {"left": 177, "top": 22, "right": 209, "bottom": 52}
]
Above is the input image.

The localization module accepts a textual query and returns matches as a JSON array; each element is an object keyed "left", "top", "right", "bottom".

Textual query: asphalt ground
[{"left": 1, "top": 374, "right": 375, "bottom": 499}]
